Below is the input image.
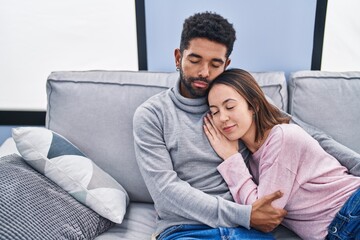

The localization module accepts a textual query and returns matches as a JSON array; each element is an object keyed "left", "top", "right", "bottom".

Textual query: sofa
[{"left": 1, "top": 70, "right": 359, "bottom": 240}]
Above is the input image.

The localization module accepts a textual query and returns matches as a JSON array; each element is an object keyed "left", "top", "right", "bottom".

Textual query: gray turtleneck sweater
[{"left": 133, "top": 79, "right": 252, "bottom": 236}]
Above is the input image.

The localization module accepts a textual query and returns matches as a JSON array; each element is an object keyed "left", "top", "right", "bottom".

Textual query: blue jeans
[
  {"left": 158, "top": 224, "right": 274, "bottom": 240},
  {"left": 326, "top": 188, "right": 360, "bottom": 239}
]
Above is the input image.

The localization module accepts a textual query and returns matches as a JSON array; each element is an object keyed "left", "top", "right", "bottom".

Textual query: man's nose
[{"left": 198, "top": 64, "right": 210, "bottom": 78}]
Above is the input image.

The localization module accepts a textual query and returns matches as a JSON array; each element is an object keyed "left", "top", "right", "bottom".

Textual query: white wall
[
  {"left": 0, "top": 0, "right": 138, "bottom": 111},
  {"left": 321, "top": 0, "right": 360, "bottom": 71},
  {"left": 0, "top": 0, "right": 139, "bottom": 143}
]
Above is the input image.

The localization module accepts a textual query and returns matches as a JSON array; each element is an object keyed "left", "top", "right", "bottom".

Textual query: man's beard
[{"left": 179, "top": 68, "right": 209, "bottom": 98}]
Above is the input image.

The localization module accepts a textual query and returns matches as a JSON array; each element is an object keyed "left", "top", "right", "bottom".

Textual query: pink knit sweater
[{"left": 217, "top": 124, "right": 360, "bottom": 240}]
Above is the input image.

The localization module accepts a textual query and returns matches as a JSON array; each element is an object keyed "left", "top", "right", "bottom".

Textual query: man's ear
[
  {"left": 224, "top": 58, "right": 231, "bottom": 69},
  {"left": 174, "top": 48, "right": 181, "bottom": 69}
]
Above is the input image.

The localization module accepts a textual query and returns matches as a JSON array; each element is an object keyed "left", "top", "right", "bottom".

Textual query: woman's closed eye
[{"left": 210, "top": 111, "right": 218, "bottom": 116}]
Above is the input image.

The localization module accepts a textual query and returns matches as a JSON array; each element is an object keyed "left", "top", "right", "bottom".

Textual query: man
[
  {"left": 133, "top": 11, "right": 360, "bottom": 239},
  {"left": 133, "top": 12, "right": 285, "bottom": 239}
]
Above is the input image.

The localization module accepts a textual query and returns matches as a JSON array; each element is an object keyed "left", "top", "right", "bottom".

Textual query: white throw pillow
[{"left": 12, "top": 127, "right": 129, "bottom": 224}]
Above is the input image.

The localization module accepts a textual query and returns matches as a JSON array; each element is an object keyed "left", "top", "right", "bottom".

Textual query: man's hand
[{"left": 250, "top": 191, "right": 287, "bottom": 232}]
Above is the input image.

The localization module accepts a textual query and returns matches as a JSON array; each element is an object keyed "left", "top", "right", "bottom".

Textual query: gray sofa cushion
[
  {"left": 46, "top": 71, "right": 179, "bottom": 203},
  {"left": 94, "top": 203, "right": 300, "bottom": 240},
  {"left": 288, "top": 71, "right": 360, "bottom": 154},
  {"left": 0, "top": 154, "right": 114, "bottom": 239},
  {"left": 251, "top": 71, "right": 288, "bottom": 111},
  {"left": 46, "top": 70, "right": 287, "bottom": 203},
  {"left": 95, "top": 203, "right": 156, "bottom": 240},
  {"left": 12, "top": 127, "right": 129, "bottom": 224}
]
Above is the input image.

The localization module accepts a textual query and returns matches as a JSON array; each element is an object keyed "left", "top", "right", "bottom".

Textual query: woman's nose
[{"left": 219, "top": 112, "right": 229, "bottom": 122}]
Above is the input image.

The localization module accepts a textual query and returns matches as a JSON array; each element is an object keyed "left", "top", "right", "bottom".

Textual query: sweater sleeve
[
  {"left": 217, "top": 126, "right": 297, "bottom": 209},
  {"left": 133, "top": 105, "right": 251, "bottom": 229}
]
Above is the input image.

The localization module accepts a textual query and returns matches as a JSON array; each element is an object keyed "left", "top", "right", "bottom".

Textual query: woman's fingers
[
  {"left": 204, "top": 115, "right": 218, "bottom": 142},
  {"left": 204, "top": 114, "right": 216, "bottom": 132},
  {"left": 203, "top": 118, "right": 214, "bottom": 139},
  {"left": 205, "top": 116, "right": 217, "bottom": 136}
]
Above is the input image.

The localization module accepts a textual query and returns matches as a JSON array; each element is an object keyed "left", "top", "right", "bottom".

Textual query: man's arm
[
  {"left": 133, "top": 105, "right": 250, "bottom": 228},
  {"left": 133, "top": 105, "right": 285, "bottom": 231},
  {"left": 290, "top": 116, "right": 360, "bottom": 176},
  {"left": 251, "top": 191, "right": 286, "bottom": 232}
]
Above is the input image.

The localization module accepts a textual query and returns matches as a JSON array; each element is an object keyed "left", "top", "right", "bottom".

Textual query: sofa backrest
[
  {"left": 46, "top": 71, "right": 178, "bottom": 202},
  {"left": 252, "top": 71, "right": 288, "bottom": 112},
  {"left": 46, "top": 70, "right": 287, "bottom": 203},
  {"left": 288, "top": 71, "right": 360, "bottom": 154}
]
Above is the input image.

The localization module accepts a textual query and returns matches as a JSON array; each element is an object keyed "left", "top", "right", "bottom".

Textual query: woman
[{"left": 203, "top": 68, "right": 360, "bottom": 240}]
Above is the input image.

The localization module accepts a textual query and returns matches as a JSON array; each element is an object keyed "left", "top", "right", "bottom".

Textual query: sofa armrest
[{"left": 291, "top": 116, "right": 360, "bottom": 176}]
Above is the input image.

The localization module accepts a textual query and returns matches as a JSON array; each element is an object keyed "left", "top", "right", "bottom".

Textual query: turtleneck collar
[{"left": 169, "top": 78, "right": 209, "bottom": 114}]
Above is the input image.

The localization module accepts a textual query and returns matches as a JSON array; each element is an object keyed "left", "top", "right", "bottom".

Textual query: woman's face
[{"left": 208, "top": 84, "right": 255, "bottom": 141}]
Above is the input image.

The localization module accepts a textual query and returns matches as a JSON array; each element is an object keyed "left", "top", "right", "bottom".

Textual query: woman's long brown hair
[{"left": 207, "top": 68, "right": 290, "bottom": 142}]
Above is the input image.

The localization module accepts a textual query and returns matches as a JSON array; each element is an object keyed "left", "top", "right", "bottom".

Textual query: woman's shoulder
[
  {"left": 271, "top": 124, "right": 310, "bottom": 143},
  {"left": 273, "top": 123, "right": 306, "bottom": 134}
]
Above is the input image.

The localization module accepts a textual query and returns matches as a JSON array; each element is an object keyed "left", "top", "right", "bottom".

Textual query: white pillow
[{"left": 12, "top": 127, "right": 129, "bottom": 224}]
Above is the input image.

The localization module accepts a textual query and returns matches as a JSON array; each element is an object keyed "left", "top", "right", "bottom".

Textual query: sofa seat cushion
[
  {"left": 0, "top": 154, "right": 114, "bottom": 239},
  {"left": 95, "top": 203, "right": 157, "bottom": 240},
  {"left": 94, "top": 203, "right": 300, "bottom": 240},
  {"left": 288, "top": 71, "right": 360, "bottom": 154}
]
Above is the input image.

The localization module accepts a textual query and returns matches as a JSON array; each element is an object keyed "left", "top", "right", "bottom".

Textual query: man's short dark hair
[{"left": 180, "top": 11, "right": 236, "bottom": 58}]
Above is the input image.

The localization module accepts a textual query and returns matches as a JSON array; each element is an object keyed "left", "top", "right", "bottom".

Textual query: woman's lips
[{"left": 223, "top": 125, "right": 235, "bottom": 133}]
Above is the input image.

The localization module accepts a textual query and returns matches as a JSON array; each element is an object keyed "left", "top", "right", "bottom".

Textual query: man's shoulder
[
  {"left": 134, "top": 88, "right": 172, "bottom": 118},
  {"left": 133, "top": 88, "right": 176, "bottom": 131},
  {"left": 141, "top": 88, "right": 171, "bottom": 107}
]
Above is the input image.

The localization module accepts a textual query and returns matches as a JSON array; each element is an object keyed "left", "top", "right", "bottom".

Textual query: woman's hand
[{"left": 203, "top": 113, "right": 239, "bottom": 160}]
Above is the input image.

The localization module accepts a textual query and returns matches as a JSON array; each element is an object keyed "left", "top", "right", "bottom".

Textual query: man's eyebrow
[
  {"left": 187, "top": 53, "right": 202, "bottom": 58},
  {"left": 187, "top": 53, "right": 225, "bottom": 64}
]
